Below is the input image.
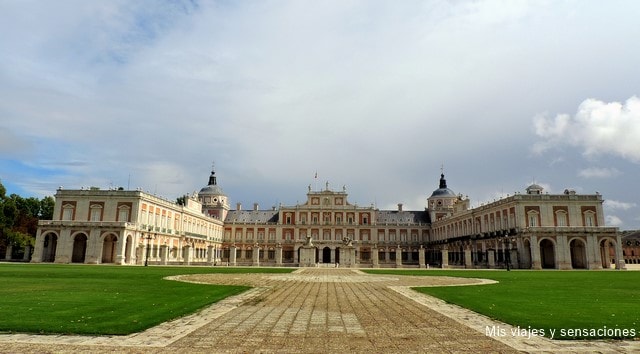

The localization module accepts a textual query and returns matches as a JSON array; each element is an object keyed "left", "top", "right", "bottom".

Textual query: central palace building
[{"left": 32, "top": 169, "right": 626, "bottom": 270}]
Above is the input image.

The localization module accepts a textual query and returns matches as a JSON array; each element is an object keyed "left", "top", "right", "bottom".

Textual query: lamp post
[
  {"left": 504, "top": 234, "right": 517, "bottom": 271},
  {"left": 144, "top": 226, "right": 154, "bottom": 267}
]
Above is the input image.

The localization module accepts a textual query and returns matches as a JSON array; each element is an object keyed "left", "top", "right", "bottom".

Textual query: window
[
  {"left": 62, "top": 204, "right": 74, "bottom": 221},
  {"left": 585, "top": 213, "right": 595, "bottom": 227},
  {"left": 556, "top": 211, "right": 567, "bottom": 227},
  {"left": 527, "top": 211, "right": 539, "bottom": 227},
  {"left": 118, "top": 206, "right": 130, "bottom": 222},
  {"left": 258, "top": 231, "right": 264, "bottom": 240},
  {"left": 90, "top": 205, "right": 103, "bottom": 221}
]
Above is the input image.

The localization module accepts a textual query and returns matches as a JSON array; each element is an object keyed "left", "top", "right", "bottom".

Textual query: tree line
[{"left": 0, "top": 180, "right": 54, "bottom": 259}]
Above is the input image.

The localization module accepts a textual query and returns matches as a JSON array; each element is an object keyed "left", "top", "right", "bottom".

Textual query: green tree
[{"left": 40, "top": 196, "right": 55, "bottom": 219}]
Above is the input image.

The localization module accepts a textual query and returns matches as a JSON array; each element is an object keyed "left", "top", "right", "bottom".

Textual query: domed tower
[
  {"left": 198, "top": 168, "right": 230, "bottom": 220},
  {"left": 427, "top": 173, "right": 458, "bottom": 221}
]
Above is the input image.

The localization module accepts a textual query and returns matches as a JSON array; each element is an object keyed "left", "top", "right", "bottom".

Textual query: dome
[
  {"left": 430, "top": 187, "right": 456, "bottom": 197},
  {"left": 198, "top": 170, "right": 226, "bottom": 197},
  {"left": 199, "top": 184, "right": 226, "bottom": 196},
  {"left": 429, "top": 173, "right": 456, "bottom": 198},
  {"left": 526, "top": 183, "right": 544, "bottom": 194}
]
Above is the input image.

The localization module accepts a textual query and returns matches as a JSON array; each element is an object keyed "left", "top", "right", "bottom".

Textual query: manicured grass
[
  {"left": 363, "top": 269, "right": 639, "bottom": 340},
  {"left": 0, "top": 264, "right": 293, "bottom": 335}
]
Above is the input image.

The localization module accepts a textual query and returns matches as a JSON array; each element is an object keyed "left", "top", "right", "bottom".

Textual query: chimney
[
  {"left": 398, "top": 203, "right": 403, "bottom": 211},
  {"left": 253, "top": 203, "right": 259, "bottom": 211},
  {"left": 236, "top": 202, "right": 242, "bottom": 211}
]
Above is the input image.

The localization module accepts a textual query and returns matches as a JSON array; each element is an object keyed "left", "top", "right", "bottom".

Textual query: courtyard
[{"left": 1, "top": 268, "right": 639, "bottom": 353}]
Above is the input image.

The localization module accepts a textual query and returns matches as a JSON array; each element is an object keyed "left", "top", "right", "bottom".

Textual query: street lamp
[
  {"left": 144, "top": 226, "right": 155, "bottom": 267},
  {"left": 503, "top": 234, "right": 517, "bottom": 271}
]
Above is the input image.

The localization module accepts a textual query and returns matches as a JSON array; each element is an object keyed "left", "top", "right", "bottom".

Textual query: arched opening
[
  {"left": 322, "top": 247, "right": 331, "bottom": 263},
  {"left": 599, "top": 239, "right": 615, "bottom": 268},
  {"left": 102, "top": 234, "right": 118, "bottom": 263},
  {"left": 124, "top": 235, "right": 132, "bottom": 264},
  {"left": 539, "top": 239, "right": 555, "bottom": 269},
  {"left": 42, "top": 233, "right": 58, "bottom": 262},
  {"left": 570, "top": 238, "right": 587, "bottom": 269},
  {"left": 71, "top": 234, "right": 88, "bottom": 263}
]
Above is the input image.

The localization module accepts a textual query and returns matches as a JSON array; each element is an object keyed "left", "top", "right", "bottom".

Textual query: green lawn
[
  {"left": 0, "top": 264, "right": 293, "bottom": 335},
  {"left": 363, "top": 269, "right": 639, "bottom": 340}
]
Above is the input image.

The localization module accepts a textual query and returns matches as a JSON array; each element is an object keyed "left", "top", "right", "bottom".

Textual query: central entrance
[
  {"left": 322, "top": 247, "right": 331, "bottom": 263},
  {"left": 319, "top": 247, "right": 341, "bottom": 264}
]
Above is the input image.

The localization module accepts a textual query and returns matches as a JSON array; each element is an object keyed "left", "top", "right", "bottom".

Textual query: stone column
[
  {"left": 85, "top": 229, "right": 101, "bottom": 264},
  {"left": 530, "top": 235, "right": 542, "bottom": 269},
  {"left": 395, "top": 247, "right": 402, "bottom": 268},
  {"left": 253, "top": 245, "right": 261, "bottom": 266},
  {"left": 229, "top": 245, "right": 237, "bottom": 266},
  {"left": 418, "top": 246, "right": 426, "bottom": 269},
  {"left": 487, "top": 249, "right": 495, "bottom": 268},
  {"left": 586, "top": 236, "right": 602, "bottom": 269},
  {"left": 31, "top": 229, "right": 43, "bottom": 263},
  {"left": 556, "top": 235, "right": 572, "bottom": 270},
  {"left": 23, "top": 245, "right": 32, "bottom": 261},
  {"left": 160, "top": 244, "right": 169, "bottom": 265},
  {"left": 464, "top": 246, "right": 473, "bottom": 269},
  {"left": 207, "top": 245, "right": 214, "bottom": 265},
  {"left": 441, "top": 246, "right": 449, "bottom": 268},
  {"left": 372, "top": 246, "right": 379, "bottom": 268},
  {"left": 183, "top": 244, "right": 192, "bottom": 266},
  {"left": 275, "top": 244, "right": 283, "bottom": 266},
  {"left": 615, "top": 234, "right": 626, "bottom": 270}
]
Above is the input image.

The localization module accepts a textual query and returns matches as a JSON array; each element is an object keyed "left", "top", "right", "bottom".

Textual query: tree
[
  {"left": 0, "top": 180, "right": 55, "bottom": 259},
  {"left": 40, "top": 196, "right": 55, "bottom": 219}
]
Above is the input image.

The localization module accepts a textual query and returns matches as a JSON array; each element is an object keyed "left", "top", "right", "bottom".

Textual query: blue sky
[{"left": 1, "top": 0, "right": 640, "bottom": 228}]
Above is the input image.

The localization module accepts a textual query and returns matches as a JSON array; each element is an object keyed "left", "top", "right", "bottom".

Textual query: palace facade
[{"left": 31, "top": 169, "right": 626, "bottom": 269}]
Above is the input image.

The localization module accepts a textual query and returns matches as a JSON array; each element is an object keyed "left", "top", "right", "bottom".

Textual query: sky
[{"left": 1, "top": 0, "right": 640, "bottom": 229}]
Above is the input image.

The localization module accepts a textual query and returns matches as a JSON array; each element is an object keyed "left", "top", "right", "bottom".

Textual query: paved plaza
[{"left": 1, "top": 268, "right": 638, "bottom": 353}]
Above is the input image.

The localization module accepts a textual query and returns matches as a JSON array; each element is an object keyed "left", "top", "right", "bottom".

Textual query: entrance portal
[
  {"left": 322, "top": 247, "right": 331, "bottom": 263},
  {"left": 540, "top": 239, "right": 555, "bottom": 269},
  {"left": 570, "top": 239, "right": 587, "bottom": 269},
  {"left": 71, "top": 234, "right": 88, "bottom": 263},
  {"left": 43, "top": 233, "right": 58, "bottom": 262}
]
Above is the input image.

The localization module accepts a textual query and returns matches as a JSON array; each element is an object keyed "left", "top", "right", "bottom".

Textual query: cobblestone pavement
[{"left": 1, "top": 268, "right": 638, "bottom": 353}]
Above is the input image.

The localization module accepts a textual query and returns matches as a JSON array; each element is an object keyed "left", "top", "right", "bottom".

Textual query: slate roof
[
  {"left": 225, "top": 210, "right": 279, "bottom": 224},
  {"left": 376, "top": 210, "right": 430, "bottom": 225}
]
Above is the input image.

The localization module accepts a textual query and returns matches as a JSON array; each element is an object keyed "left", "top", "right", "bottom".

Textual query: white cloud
[
  {"left": 533, "top": 96, "right": 640, "bottom": 161},
  {"left": 578, "top": 167, "right": 621, "bottom": 179},
  {"left": 606, "top": 215, "right": 623, "bottom": 227},
  {"left": 604, "top": 200, "right": 637, "bottom": 211},
  {"left": 2, "top": 1, "right": 640, "bottom": 228}
]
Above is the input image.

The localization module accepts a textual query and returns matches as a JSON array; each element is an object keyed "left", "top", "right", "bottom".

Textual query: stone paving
[{"left": 0, "top": 268, "right": 638, "bottom": 353}]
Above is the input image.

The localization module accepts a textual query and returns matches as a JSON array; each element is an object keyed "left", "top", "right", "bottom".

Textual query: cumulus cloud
[
  {"left": 578, "top": 167, "right": 621, "bottom": 179},
  {"left": 606, "top": 215, "right": 623, "bottom": 227},
  {"left": 604, "top": 200, "right": 637, "bottom": 211},
  {"left": 533, "top": 96, "right": 640, "bottom": 161}
]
